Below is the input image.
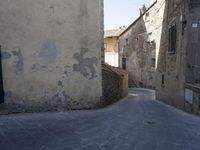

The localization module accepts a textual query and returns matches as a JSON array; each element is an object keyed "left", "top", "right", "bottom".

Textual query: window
[
  {"left": 122, "top": 58, "right": 127, "bottom": 70},
  {"left": 125, "top": 38, "right": 129, "bottom": 45},
  {"left": 151, "top": 58, "right": 156, "bottom": 68},
  {"left": 162, "top": 74, "right": 165, "bottom": 85},
  {"left": 145, "top": 12, "right": 150, "bottom": 22},
  {"left": 151, "top": 41, "right": 156, "bottom": 49},
  {"left": 169, "top": 23, "right": 177, "bottom": 53}
]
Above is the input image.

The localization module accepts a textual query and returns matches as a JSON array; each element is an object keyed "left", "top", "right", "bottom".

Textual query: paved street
[{"left": 0, "top": 88, "right": 200, "bottom": 150}]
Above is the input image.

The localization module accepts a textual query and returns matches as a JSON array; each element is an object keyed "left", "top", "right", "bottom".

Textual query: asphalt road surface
[{"left": 0, "top": 88, "right": 200, "bottom": 150}]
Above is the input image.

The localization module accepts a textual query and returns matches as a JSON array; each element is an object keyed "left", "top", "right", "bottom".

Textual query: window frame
[
  {"left": 168, "top": 22, "right": 177, "bottom": 54},
  {"left": 151, "top": 58, "right": 156, "bottom": 68},
  {"left": 125, "top": 38, "right": 129, "bottom": 46}
]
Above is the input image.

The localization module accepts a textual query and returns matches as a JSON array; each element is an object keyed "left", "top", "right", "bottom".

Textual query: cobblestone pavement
[{"left": 1, "top": 88, "right": 200, "bottom": 150}]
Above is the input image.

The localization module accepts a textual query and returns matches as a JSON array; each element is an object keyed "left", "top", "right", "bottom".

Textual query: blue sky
[{"left": 104, "top": 0, "right": 150, "bottom": 29}]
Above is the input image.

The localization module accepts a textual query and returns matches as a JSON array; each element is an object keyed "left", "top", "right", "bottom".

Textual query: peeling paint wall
[
  {"left": 118, "top": 0, "right": 165, "bottom": 88},
  {"left": 0, "top": 0, "right": 103, "bottom": 113}
]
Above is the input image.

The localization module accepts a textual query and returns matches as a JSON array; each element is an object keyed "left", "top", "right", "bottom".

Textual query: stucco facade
[
  {"left": 156, "top": 0, "right": 200, "bottom": 115},
  {"left": 104, "top": 28, "right": 125, "bottom": 67},
  {"left": 0, "top": 0, "right": 103, "bottom": 113},
  {"left": 118, "top": 0, "right": 165, "bottom": 88},
  {"left": 104, "top": 37, "right": 119, "bottom": 67}
]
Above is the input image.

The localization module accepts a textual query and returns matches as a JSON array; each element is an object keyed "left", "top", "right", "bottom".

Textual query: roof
[
  {"left": 104, "top": 27, "right": 126, "bottom": 38},
  {"left": 119, "top": 1, "right": 157, "bottom": 37}
]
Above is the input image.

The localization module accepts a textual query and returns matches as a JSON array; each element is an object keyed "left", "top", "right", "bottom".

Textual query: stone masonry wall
[
  {"left": 156, "top": 0, "right": 187, "bottom": 109},
  {"left": 101, "top": 64, "right": 128, "bottom": 107},
  {"left": 118, "top": 0, "right": 165, "bottom": 89}
]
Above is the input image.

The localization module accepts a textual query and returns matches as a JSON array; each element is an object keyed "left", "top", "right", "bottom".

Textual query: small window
[
  {"left": 151, "top": 41, "right": 156, "bottom": 49},
  {"left": 122, "top": 58, "right": 127, "bottom": 70},
  {"left": 145, "top": 12, "right": 150, "bottom": 22},
  {"left": 125, "top": 38, "right": 129, "bottom": 45},
  {"left": 151, "top": 58, "right": 156, "bottom": 68},
  {"left": 169, "top": 23, "right": 177, "bottom": 53},
  {"left": 162, "top": 74, "right": 165, "bottom": 85}
]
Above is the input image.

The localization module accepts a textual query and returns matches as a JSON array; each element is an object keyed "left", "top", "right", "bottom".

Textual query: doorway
[{"left": 122, "top": 58, "right": 127, "bottom": 70}]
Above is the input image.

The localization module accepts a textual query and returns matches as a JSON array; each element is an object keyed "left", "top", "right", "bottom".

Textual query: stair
[{"left": 128, "top": 78, "right": 137, "bottom": 88}]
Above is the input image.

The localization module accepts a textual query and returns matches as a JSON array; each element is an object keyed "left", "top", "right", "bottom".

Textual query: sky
[{"left": 104, "top": 0, "right": 150, "bottom": 30}]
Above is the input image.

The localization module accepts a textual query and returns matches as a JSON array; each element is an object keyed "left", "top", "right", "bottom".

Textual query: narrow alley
[
  {"left": 1, "top": 89, "right": 200, "bottom": 150},
  {"left": 1, "top": 0, "right": 200, "bottom": 149}
]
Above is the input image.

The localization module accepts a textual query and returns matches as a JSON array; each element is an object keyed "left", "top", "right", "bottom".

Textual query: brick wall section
[{"left": 101, "top": 64, "right": 128, "bottom": 107}]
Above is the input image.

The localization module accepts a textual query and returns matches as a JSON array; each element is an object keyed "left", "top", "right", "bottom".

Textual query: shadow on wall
[
  {"left": 155, "top": 0, "right": 169, "bottom": 104},
  {"left": 156, "top": 1, "right": 167, "bottom": 75}
]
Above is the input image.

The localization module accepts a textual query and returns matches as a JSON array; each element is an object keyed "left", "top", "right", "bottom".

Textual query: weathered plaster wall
[
  {"left": 184, "top": 0, "right": 200, "bottom": 116},
  {"left": 186, "top": 2, "right": 200, "bottom": 85},
  {"left": 105, "top": 52, "right": 119, "bottom": 67},
  {"left": 156, "top": 0, "right": 186, "bottom": 109},
  {"left": 118, "top": 0, "right": 165, "bottom": 88},
  {"left": 119, "top": 18, "right": 154, "bottom": 88},
  {"left": 0, "top": 0, "right": 103, "bottom": 112},
  {"left": 104, "top": 37, "right": 119, "bottom": 67},
  {"left": 155, "top": 0, "right": 200, "bottom": 112},
  {"left": 104, "top": 38, "right": 117, "bottom": 52}
]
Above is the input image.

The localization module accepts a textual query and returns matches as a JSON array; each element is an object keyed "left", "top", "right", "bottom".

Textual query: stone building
[
  {"left": 104, "top": 28, "right": 125, "bottom": 67},
  {"left": 156, "top": 0, "right": 200, "bottom": 115},
  {"left": 118, "top": 0, "right": 165, "bottom": 88},
  {"left": 0, "top": 0, "right": 104, "bottom": 113}
]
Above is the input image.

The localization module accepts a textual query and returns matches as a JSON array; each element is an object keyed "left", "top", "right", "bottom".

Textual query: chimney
[{"left": 140, "top": 4, "right": 146, "bottom": 15}]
